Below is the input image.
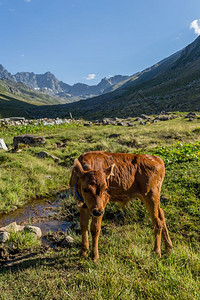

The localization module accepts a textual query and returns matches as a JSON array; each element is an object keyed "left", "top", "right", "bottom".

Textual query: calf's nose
[{"left": 92, "top": 209, "right": 104, "bottom": 217}]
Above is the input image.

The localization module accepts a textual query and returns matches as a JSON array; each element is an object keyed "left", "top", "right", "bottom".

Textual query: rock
[
  {"left": 117, "top": 121, "right": 128, "bottom": 126},
  {"left": 134, "top": 117, "right": 143, "bottom": 122},
  {"left": 36, "top": 151, "right": 49, "bottom": 158},
  {"left": 24, "top": 225, "right": 42, "bottom": 239},
  {"left": 44, "top": 175, "right": 52, "bottom": 179},
  {"left": 0, "top": 231, "right": 10, "bottom": 243},
  {"left": 36, "top": 151, "right": 59, "bottom": 162},
  {"left": 188, "top": 117, "right": 194, "bottom": 122},
  {"left": 0, "top": 138, "right": 8, "bottom": 150},
  {"left": 0, "top": 222, "right": 24, "bottom": 233},
  {"left": 127, "top": 122, "right": 137, "bottom": 127},
  {"left": 185, "top": 112, "right": 197, "bottom": 118},
  {"left": 158, "top": 115, "right": 171, "bottom": 121},
  {"left": 61, "top": 235, "right": 74, "bottom": 247},
  {"left": 102, "top": 118, "right": 116, "bottom": 125},
  {"left": 153, "top": 115, "right": 171, "bottom": 122},
  {"left": 140, "top": 114, "right": 151, "bottom": 120},
  {"left": 140, "top": 121, "right": 146, "bottom": 125},
  {"left": 13, "top": 134, "right": 46, "bottom": 151},
  {"left": 9, "top": 117, "right": 25, "bottom": 121}
]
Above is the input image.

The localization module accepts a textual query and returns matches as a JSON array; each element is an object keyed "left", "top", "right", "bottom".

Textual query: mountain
[
  {"left": 0, "top": 78, "right": 68, "bottom": 118},
  {"left": 0, "top": 65, "right": 130, "bottom": 100},
  {"left": 31, "top": 36, "right": 200, "bottom": 119},
  {"left": 1, "top": 36, "right": 200, "bottom": 119},
  {"left": 0, "top": 65, "right": 13, "bottom": 81}
]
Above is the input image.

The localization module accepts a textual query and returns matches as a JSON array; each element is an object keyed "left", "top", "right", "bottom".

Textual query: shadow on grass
[{"left": 0, "top": 248, "right": 82, "bottom": 274}]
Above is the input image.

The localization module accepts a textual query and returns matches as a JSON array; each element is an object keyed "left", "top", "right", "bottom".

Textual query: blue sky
[{"left": 0, "top": 0, "right": 200, "bottom": 85}]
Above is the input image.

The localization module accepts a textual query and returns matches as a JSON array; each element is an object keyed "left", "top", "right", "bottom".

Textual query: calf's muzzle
[{"left": 92, "top": 209, "right": 104, "bottom": 217}]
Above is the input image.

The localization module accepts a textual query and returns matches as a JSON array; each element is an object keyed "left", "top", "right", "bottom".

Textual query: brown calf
[{"left": 69, "top": 151, "right": 172, "bottom": 262}]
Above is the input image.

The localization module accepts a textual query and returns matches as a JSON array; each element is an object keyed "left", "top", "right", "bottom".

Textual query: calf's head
[{"left": 74, "top": 159, "right": 115, "bottom": 217}]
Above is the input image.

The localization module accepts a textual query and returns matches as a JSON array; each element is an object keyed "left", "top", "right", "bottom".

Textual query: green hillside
[
  {"left": 0, "top": 80, "right": 64, "bottom": 118},
  {"left": 33, "top": 37, "right": 200, "bottom": 120}
]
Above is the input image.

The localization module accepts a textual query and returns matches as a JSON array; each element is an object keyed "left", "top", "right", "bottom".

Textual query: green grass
[
  {"left": 5, "top": 230, "right": 41, "bottom": 251},
  {"left": 0, "top": 114, "right": 199, "bottom": 299}
]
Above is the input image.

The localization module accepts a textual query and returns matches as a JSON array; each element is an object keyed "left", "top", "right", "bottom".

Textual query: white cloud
[
  {"left": 85, "top": 74, "right": 96, "bottom": 80},
  {"left": 25, "top": 0, "right": 31, "bottom": 2},
  {"left": 21, "top": 54, "right": 25, "bottom": 57},
  {"left": 190, "top": 19, "right": 200, "bottom": 36}
]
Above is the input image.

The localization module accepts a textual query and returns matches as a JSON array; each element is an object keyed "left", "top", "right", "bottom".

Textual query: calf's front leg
[
  {"left": 79, "top": 207, "right": 90, "bottom": 257},
  {"left": 90, "top": 215, "right": 103, "bottom": 262}
]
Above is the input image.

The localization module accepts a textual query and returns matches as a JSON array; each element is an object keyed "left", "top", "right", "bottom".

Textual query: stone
[
  {"left": 188, "top": 117, "right": 194, "bottom": 122},
  {"left": 0, "top": 231, "right": 10, "bottom": 243},
  {"left": 0, "top": 222, "right": 24, "bottom": 233},
  {"left": 102, "top": 118, "right": 116, "bottom": 125},
  {"left": 61, "top": 235, "right": 74, "bottom": 247},
  {"left": 117, "top": 121, "right": 128, "bottom": 126},
  {"left": 24, "top": 225, "right": 42, "bottom": 239},
  {"left": 36, "top": 151, "right": 49, "bottom": 158},
  {"left": 140, "top": 121, "right": 146, "bottom": 125},
  {"left": 0, "top": 138, "right": 8, "bottom": 150},
  {"left": 158, "top": 115, "right": 171, "bottom": 121},
  {"left": 185, "top": 112, "right": 197, "bottom": 118},
  {"left": 44, "top": 175, "right": 52, "bottom": 179},
  {"left": 140, "top": 114, "right": 150, "bottom": 120},
  {"left": 127, "top": 122, "right": 137, "bottom": 127},
  {"left": 36, "top": 151, "right": 59, "bottom": 162},
  {"left": 13, "top": 134, "right": 46, "bottom": 151},
  {"left": 9, "top": 117, "right": 25, "bottom": 121}
]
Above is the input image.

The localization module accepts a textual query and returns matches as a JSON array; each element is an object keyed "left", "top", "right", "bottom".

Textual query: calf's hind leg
[
  {"left": 159, "top": 208, "right": 173, "bottom": 252},
  {"left": 143, "top": 194, "right": 165, "bottom": 258}
]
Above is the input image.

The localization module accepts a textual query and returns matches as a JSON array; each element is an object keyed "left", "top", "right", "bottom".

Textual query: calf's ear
[
  {"left": 74, "top": 159, "right": 85, "bottom": 177},
  {"left": 105, "top": 164, "right": 115, "bottom": 179}
]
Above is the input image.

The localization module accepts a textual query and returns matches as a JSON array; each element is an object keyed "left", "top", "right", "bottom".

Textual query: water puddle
[{"left": 0, "top": 197, "right": 72, "bottom": 237}]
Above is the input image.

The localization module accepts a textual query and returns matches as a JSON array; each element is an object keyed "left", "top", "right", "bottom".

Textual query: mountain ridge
[
  {"left": 1, "top": 36, "right": 200, "bottom": 119},
  {"left": 0, "top": 65, "right": 130, "bottom": 100},
  {"left": 30, "top": 36, "right": 200, "bottom": 119}
]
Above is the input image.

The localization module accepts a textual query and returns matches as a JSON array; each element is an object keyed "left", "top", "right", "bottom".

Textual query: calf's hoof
[
  {"left": 153, "top": 249, "right": 161, "bottom": 258},
  {"left": 91, "top": 251, "right": 99, "bottom": 263},
  {"left": 79, "top": 249, "right": 88, "bottom": 257},
  {"left": 165, "top": 245, "right": 173, "bottom": 254}
]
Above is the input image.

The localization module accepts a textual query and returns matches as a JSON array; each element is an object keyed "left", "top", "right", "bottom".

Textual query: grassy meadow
[{"left": 0, "top": 114, "right": 200, "bottom": 299}]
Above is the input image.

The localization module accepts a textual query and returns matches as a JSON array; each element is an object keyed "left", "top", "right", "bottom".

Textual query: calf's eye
[{"left": 83, "top": 188, "right": 89, "bottom": 193}]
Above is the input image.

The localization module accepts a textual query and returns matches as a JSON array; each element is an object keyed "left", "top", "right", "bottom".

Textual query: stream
[{"left": 0, "top": 196, "right": 72, "bottom": 239}]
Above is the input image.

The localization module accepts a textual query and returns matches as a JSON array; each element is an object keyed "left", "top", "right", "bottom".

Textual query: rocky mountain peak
[
  {"left": 0, "top": 64, "right": 13, "bottom": 80},
  {"left": 0, "top": 65, "right": 130, "bottom": 99}
]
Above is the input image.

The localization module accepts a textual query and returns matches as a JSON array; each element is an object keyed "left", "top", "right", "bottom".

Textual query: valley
[{"left": 0, "top": 114, "right": 199, "bottom": 298}]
